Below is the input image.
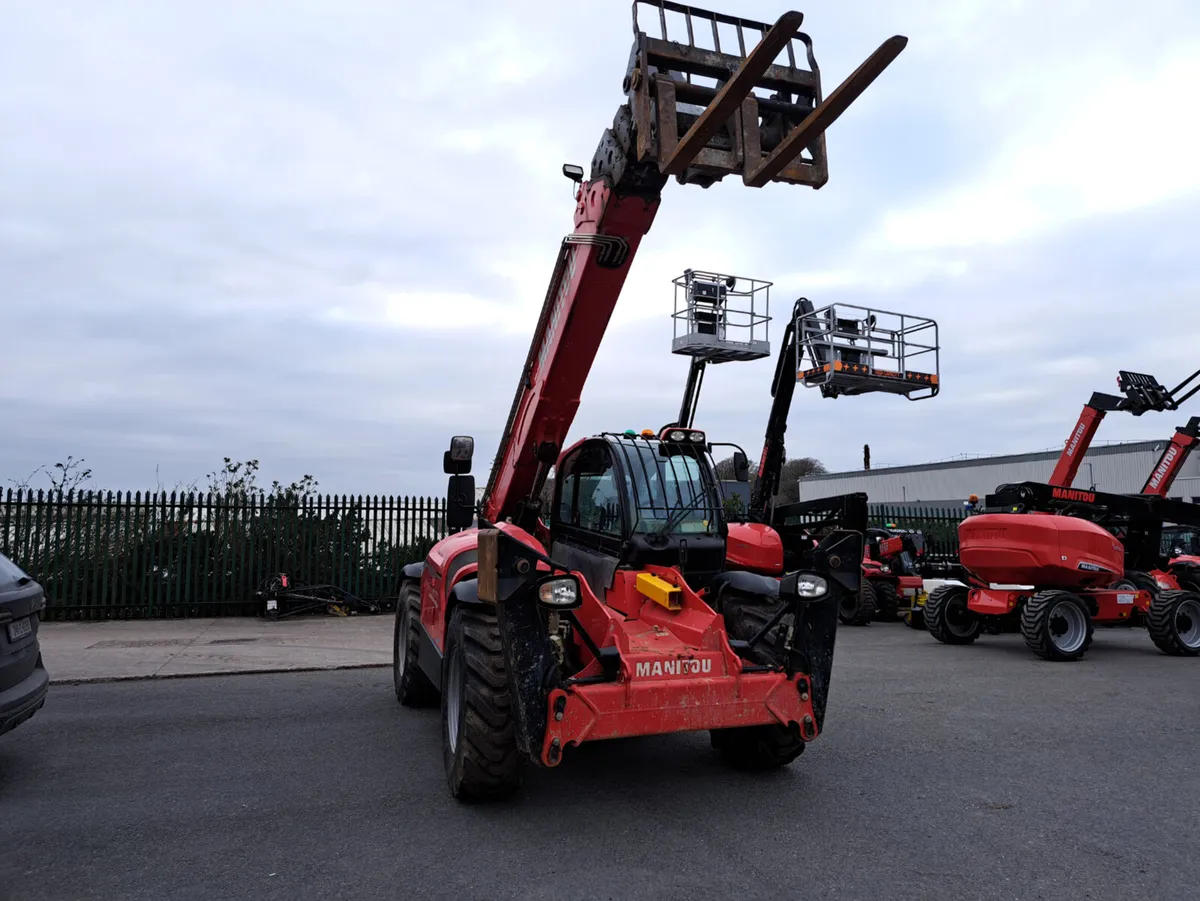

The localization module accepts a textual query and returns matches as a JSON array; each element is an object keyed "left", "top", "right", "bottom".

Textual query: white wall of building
[{"left": 798, "top": 440, "right": 1200, "bottom": 505}]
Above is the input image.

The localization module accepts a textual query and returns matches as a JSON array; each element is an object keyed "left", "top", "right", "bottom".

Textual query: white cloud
[{"left": 870, "top": 47, "right": 1200, "bottom": 251}]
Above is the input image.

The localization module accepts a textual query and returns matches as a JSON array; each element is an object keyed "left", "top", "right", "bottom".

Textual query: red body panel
[
  {"left": 541, "top": 564, "right": 814, "bottom": 765},
  {"left": 959, "top": 512, "right": 1124, "bottom": 588},
  {"left": 421, "top": 522, "right": 547, "bottom": 650},
  {"left": 724, "top": 523, "right": 784, "bottom": 575},
  {"left": 968, "top": 586, "right": 1149, "bottom": 622}
]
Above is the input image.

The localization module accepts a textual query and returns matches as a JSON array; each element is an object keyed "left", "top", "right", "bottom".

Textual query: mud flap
[
  {"left": 477, "top": 529, "right": 560, "bottom": 765},
  {"left": 785, "top": 529, "right": 862, "bottom": 731}
]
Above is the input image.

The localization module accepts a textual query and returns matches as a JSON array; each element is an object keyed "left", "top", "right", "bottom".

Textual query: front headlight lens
[
  {"left": 879, "top": 564, "right": 891, "bottom": 574},
  {"left": 538, "top": 577, "right": 579, "bottom": 607},
  {"left": 793, "top": 574, "right": 828, "bottom": 598}
]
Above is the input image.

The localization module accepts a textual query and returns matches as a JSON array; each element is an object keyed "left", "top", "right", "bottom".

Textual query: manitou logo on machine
[
  {"left": 1052, "top": 487, "right": 1096, "bottom": 503},
  {"left": 1064, "top": 422, "right": 1088, "bottom": 459},
  {"left": 1146, "top": 446, "right": 1178, "bottom": 491},
  {"left": 635, "top": 658, "right": 713, "bottom": 678}
]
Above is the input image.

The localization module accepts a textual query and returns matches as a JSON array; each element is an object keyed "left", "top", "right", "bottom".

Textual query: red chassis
[{"left": 422, "top": 521, "right": 823, "bottom": 769}]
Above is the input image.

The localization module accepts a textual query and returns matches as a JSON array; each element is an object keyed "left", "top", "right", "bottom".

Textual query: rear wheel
[
  {"left": 711, "top": 592, "right": 805, "bottom": 770},
  {"left": 1020, "top": 590, "right": 1093, "bottom": 661},
  {"left": 838, "top": 579, "right": 877, "bottom": 626},
  {"left": 924, "top": 584, "right": 980, "bottom": 645},
  {"left": 441, "top": 605, "right": 522, "bottom": 801},
  {"left": 1146, "top": 589, "right": 1200, "bottom": 657},
  {"left": 393, "top": 582, "right": 438, "bottom": 707},
  {"left": 872, "top": 581, "right": 901, "bottom": 620}
]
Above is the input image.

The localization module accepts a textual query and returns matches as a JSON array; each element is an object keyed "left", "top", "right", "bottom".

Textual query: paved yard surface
[
  {"left": 37, "top": 615, "right": 391, "bottom": 682},
  {"left": 2, "top": 624, "right": 1197, "bottom": 901}
]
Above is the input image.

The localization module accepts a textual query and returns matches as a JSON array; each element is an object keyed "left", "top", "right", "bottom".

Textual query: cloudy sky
[{"left": 3, "top": 0, "right": 1199, "bottom": 497}]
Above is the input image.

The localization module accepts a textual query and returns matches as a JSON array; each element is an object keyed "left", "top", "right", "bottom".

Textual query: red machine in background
[{"left": 392, "top": 3, "right": 910, "bottom": 801}]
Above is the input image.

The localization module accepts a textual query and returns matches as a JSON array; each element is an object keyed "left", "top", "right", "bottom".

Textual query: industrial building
[{"left": 797, "top": 440, "right": 1200, "bottom": 507}]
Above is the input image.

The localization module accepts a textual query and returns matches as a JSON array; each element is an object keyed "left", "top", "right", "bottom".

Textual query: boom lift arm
[
  {"left": 1048, "top": 368, "right": 1200, "bottom": 489},
  {"left": 1141, "top": 416, "right": 1200, "bottom": 497},
  {"left": 480, "top": 3, "right": 909, "bottom": 533}
]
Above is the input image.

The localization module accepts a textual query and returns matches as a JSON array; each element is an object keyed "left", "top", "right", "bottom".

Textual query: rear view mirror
[
  {"left": 443, "top": 435, "right": 475, "bottom": 475},
  {"left": 446, "top": 474, "right": 476, "bottom": 531},
  {"left": 732, "top": 450, "right": 750, "bottom": 482}
]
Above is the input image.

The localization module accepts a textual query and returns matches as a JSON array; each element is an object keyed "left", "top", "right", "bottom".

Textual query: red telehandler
[
  {"left": 392, "top": 2, "right": 910, "bottom": 801},
  {"left": 924, "top": 368, "right": 1200, "bottom": 661},
  {"left": 662, "top": 275, "right": 940, "bottom": 627}
]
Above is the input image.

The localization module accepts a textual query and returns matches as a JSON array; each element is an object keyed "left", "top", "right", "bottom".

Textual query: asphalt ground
[{"left": 2, "top": 623, "right": 1198, "bottom": 901}]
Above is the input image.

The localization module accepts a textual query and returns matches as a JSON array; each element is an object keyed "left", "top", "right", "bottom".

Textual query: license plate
[{"left": 7, "top": 616, "right": 32, "bottom": 642}]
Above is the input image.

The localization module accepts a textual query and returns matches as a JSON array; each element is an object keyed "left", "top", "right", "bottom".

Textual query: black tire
[
  {"left": 838, "top": 579, "right": 877, "bottom": 626},
  {"left": 1020, "top": 590, "right": 1093, "bottom": 661},
  {"left": 710, "top": 722, "right": 806, "bottom": 771},
  {"left": 393, "top": 582, "right": 438, "bottom": 707},
  {"left": 1146, "top": 589, "right": 1200, "bottom": 657},
  {"left": 924, "top": 584, "right": 981, "bottom": 645},
  {"left": 1122, "top": 570, "right": 1162, "bottom": 598},
  {"left": 719, "top": 592, "right": 790, "bottom": 668},
  {"left": 710, "top": 592, "right": 805, "bottom": 770},
  {"left": 872, "top": 581, "right": 901, "bottom": 620},
  {"left": 441, "top": 605, "right": 522, "bottom": 801}
]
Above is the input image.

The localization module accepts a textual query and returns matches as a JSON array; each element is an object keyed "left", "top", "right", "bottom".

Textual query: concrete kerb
[{"left": 50, "top": 662, "right": 391, "bottom": 687}]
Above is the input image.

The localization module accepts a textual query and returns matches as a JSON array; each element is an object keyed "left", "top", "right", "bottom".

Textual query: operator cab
[{"left": 550, "top": 427, "right": 729, "bottom": 604}]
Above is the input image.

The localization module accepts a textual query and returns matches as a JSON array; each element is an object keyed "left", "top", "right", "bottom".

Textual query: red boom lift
[
  {"left": 923, "top": 368, "right": 1200, "bottom": 661},
  {"left": 392, "top": 2, "right": 910, "bottom": 800}
]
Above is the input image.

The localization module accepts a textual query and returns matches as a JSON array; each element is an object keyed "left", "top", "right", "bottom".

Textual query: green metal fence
[
  {"left": 868, "top": 503, "right": 967, "bottom": 560},
  {"left": 1, "top": 488, "right": 972, "bottom": 621},
  {"left": 1, "top": 489, "right": 448, "bottom": 621}
]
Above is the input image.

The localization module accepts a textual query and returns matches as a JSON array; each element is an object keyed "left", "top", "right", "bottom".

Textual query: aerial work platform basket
[
  {"left": 671, "top": 269, "right": 772, "bottom": 363},
  {"left": 796, "top": 302, "right": 939, "bottom": 400}
]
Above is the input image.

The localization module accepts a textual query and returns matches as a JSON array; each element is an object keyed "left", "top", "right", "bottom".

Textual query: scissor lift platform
[{"left": 797, "top": 302, "right": 939, "bottom": 400}]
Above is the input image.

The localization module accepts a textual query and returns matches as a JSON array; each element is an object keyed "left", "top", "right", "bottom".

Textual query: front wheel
[
  {"left": 711, "top": 592, "right": 806, "bottom": 770},
  {"left": 441, "top": 605, "right": 522, "bottom": 801},
  {"left": 838, "top": 579, "right": 877, "bottom": 626},
  {"left": 1020, "top": 590, "right": 1093, "bottom": 661},
  {"left": 924, "top": 584, "right": 981, "bottom": 645},
  {"left": 1146, "top": 589, "right": 1200, "bottom": 657}
]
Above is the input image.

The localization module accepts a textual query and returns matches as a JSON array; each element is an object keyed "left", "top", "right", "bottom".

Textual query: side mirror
[
  {"left": 446, "top": 474, "right": 476, "bottom": 531},
  {"left": 732, "top": 450, "right": 750, "bottom": 482},
  {"left": 443, "top": 435, "right": 474, "bottom": 475}
]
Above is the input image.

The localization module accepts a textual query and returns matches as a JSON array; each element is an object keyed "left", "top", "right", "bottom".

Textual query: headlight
[
  {"left": 879, "top": 564, "right": 891, "bottom": 574},
  {"left": 793, "top": 574, "right": 828, "bottom": 598},
  {"left": 668, "top": 429, "right": 686, "bottom": 442},
  {"left": 537, "top": 576, "right": 580, "bottom": 608}
]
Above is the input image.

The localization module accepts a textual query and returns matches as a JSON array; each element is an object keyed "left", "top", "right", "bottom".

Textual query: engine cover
[{"left": 959, "top": 512, "right": 1124, "bottom": 588}]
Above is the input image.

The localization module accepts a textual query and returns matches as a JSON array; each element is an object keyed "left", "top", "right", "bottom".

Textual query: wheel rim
[
  {"left": 1047, "top": 599, "right": 1088, "bottom": 654},
  {"left": 396, "top": 605, "right": 409, "bottom": 680},
  {"left": 446, "top": 647, "right": 464, "bottom": 753},
  {"left": 1175, "top": 598, "right": 1200, "bottom": 650},
  {"left": 944, "top": 595, "right": 976, "bottom": 638}
]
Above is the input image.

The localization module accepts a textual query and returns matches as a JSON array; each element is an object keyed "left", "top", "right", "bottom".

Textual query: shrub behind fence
[
  {"left": 1, "top": 489, "right": 971, "bottom": 620},
  {"left": 1, "top": 489, "right": 448, "bottom": 621}
]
